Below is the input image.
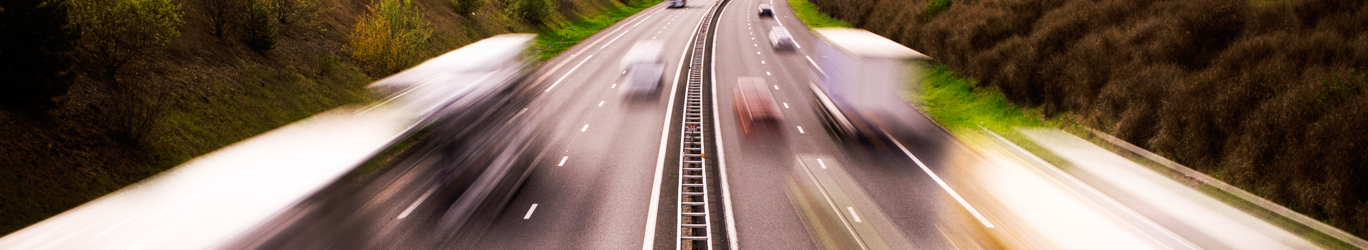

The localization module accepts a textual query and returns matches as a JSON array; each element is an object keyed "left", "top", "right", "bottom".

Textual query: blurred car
[
  {"left": 621, "top": 62, "right": 664, "bottom": 97},
  {"left": 668, "top": 0, "right": 685, "bottom": 8},
  {"left": 758, "top": 4, "right": 773, "bottom": 17},
  {"left": 734, "top": 77, "right": 783, "bottom": 133},
  {"left": 620, "top": 41, "right": 665, "bottom": 97},
  {"left": 769, "top": 27, "right": 795, "bottom": 51}
]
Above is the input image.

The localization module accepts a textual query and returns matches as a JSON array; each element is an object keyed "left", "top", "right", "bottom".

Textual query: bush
[
  {"left": 68, "top": 0, "right": 184, "bottom": 76},
  {"left": 924, "top": 0, "right": 950, "bottom": 20},
  {"left": 239, "top": 0, "right": 277, "bottom": 51},
  {"left": 449, "top": 0, "right": 484, "bottom": 16},
  {"left": 505, "top": 0, "right": 554, "bottom": 23},
  {"left": 348, "top": 0, "right": 433, "bottom": 76},
  {"left": 0, "top": 0, "right": 79, "bottom": 112}
]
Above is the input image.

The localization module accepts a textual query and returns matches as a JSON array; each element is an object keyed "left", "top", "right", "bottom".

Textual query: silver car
[
  {"left": 769, "top": 27, "right": 795, "bottom": 51},
  {"left": 758, "top": 4, "right": 773, "bottom": 17}
]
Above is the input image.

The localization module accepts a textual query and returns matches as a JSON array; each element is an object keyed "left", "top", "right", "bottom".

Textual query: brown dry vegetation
[
  {"left": 806, "top": 0, "right": 1368, "bottom": 237},
  {"left": 1, "top": 0, "right": 640, "bottom": 235}
]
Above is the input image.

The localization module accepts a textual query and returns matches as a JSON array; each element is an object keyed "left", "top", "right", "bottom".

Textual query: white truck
[{"left": 809, "top": 28, "right": 932, "bottom": 146}]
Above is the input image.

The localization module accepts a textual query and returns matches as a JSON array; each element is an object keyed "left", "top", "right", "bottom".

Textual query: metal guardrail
[{"left": 677, "top": 7, "right": 715, "bottom": 250}]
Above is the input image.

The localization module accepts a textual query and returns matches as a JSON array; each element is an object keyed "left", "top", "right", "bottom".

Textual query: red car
[{"left": 734, "top": 77, "right": 783, "bottom": 133}]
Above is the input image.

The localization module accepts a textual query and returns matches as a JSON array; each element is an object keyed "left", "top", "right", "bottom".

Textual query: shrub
[
  {"left": 449, "top": 0, "right": 484, "bottom": 16},
  {"left": 0, "top": 0, "right": 79, "bottom": 112},
  {"left": 68, "top": 0, "right": 184, "bottom": 77},
  {"left": 505, "top": 0, "right": 554, "bottom": 23},
  {"left": 239, "top": 0, "right": 277, "bottom": 51},
  {"left": 348, "top": 0, "right": 433, "bottom": 76},
  {"left": 924, "top": 0, "right": 950, "bottom": 20}
]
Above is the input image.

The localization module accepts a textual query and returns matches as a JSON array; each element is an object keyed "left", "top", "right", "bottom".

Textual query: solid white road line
[
  {"left": 885, "top": 131, "right": 996, "bottom": 228},
  {"left": 397, "top": 188, "right": 436, "bottom": 219},
  {"left": 558, "top": 156, "right": 568, "bottom": 166},
  {"left": 523, "top": 204, "right": 539, "bottom": 219},
  {"left": 645, "top": 5, "right": 710, "bottom": 249},
  {"left": 847, "top": 207, "right": 862, "bottom": 223},
  {"left": 545, "top": 55, "right": 595, "bottom": 92},
  {"left": 529, "top": 5, "right": 663, "bottom": 87},
  {"left": 601, "top": 8, "right": 665, "bottom": 48},
  {"left": 713, "top": 1, "right": 741, "bottom": 247}
]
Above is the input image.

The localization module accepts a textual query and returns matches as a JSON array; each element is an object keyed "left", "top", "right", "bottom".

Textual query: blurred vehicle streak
[{"left": 0, "top": 34, "right": 538, "bottom": 249}]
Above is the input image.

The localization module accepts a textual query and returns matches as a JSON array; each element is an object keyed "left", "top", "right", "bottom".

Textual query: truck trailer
[{"left": 809, "top": 28, "right": 932, "bottom": 147}]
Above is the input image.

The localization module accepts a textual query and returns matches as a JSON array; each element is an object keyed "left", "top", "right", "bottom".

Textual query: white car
[
  {"left": 620, "top": 41, "right": 665, "bottom": 97},
  {"left": 769, "top": 27, "right": 795, "bottom": 51}
]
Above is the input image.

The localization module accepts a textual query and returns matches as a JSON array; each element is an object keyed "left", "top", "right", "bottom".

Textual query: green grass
[
  {"left": 914, "top": 65, "right": 1049, "bottom": 131},
  {"left": 787, "top": 0, "right": 850, "bottom": 28},
  {"left": 533, "top": 0, "right": 661, "bottom": 60},
  {"left": 152, "top": 62, "right": 374, "bottom": 169}
]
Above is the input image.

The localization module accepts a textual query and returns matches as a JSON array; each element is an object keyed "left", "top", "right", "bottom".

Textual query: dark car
[{"left": 758, "top": 4, "right": 774, "bottom": 17}]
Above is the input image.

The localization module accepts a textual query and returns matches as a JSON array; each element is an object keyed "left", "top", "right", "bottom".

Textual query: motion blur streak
[{"left": 0, "top": 34, "right": 537, "bottom": 249}]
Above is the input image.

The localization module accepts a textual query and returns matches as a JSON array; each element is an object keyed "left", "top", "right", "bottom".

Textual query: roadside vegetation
[
  {"left": 800, "top": 0, "right": 1368, "bottom": 238},
  {"left": 916, "top": 65, "right": 1047, "bottom": 132},
  {"left": 785, "top": 0, "right": 847, "bottom": 28},
  {"left": 533, "top": 0, "right": 659, "bottom": 60},
  {"left": 1, "top": 0, "right": 657, "bottom": 236}
]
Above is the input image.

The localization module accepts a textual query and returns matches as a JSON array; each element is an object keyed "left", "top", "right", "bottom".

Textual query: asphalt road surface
[{"left": 230, "top": 0, "right": 997, "bottom": 248}]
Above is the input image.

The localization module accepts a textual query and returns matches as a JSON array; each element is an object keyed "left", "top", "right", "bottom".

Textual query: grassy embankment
[
  {"left": 798, "top": 0, "right": 1368, "bottom": 239},
  {"left": 534, "top": 0, "right": 659, "bottom": 60},
  {"left": 1, "top": 0, "right": 659, "bottom": 236}
]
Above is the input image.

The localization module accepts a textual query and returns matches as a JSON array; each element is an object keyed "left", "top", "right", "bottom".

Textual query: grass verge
[
  {"left": 533, "top": 0, "right": 662, "bottom": 60},
  {"left": 915, "top": 65, "right": 1051, "bottom": 132},
  {"left": 786, "top": 0, "right": 850, "bottom": 28}
]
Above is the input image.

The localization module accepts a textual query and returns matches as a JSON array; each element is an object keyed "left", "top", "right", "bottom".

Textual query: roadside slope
[
  {"left": 801, "top": 0, "right": 1368, "bottom": 238},
  {"left": 0, "top": 0, "right": 655, "bottom": 236}
]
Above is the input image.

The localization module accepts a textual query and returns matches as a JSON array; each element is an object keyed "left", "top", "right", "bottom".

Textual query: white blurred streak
[
  {"left": 0, "top": 106, "right": 416, "bottom": 250},
  {"left": 367, "top": 34, "right": 536, "bottom": 125},
  {"left": 0, "top": 34, "right": 536, "bottom": 249}
]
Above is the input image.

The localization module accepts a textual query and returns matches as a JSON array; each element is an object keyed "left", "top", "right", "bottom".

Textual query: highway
[
  {"left": 4, "top": 0, "right": 1358, "bottom": 248},
  {"left": 228, "top": 0, "right": 1003, "bottom": 248},
  {"left": 708, "top": 0, "right": 997, "bottom": 248}
]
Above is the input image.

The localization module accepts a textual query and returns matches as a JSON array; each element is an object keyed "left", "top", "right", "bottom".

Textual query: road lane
[
  {"left": 470, "top": 1, "right": 719, "bottom": 249},
  {"left": 710, "top": 0, "right": 998, "bottom": 248}
]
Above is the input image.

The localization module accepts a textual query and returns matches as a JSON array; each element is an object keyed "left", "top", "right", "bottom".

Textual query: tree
[
  {"left": 0, "top": 0, "right": 79, "bottom": 112},
  {"left": 202, "top": 0, "right": 243, "bottom": 39},
  {"left": 69, "top": 0, "right": 184, "bottom": 77},
  {"left": 239, "top": 0, "right": 276, "bottom": 51},
  {"left": 506, "top": 0, "right": 553, "bottom": 23},
  {"left": 349, "top": 0, "right": 432, "bottom": 75}
]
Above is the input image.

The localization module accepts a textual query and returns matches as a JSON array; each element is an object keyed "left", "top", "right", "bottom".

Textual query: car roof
[{"left": 813, "top": 28, "right": 930, "bottom": 59}]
